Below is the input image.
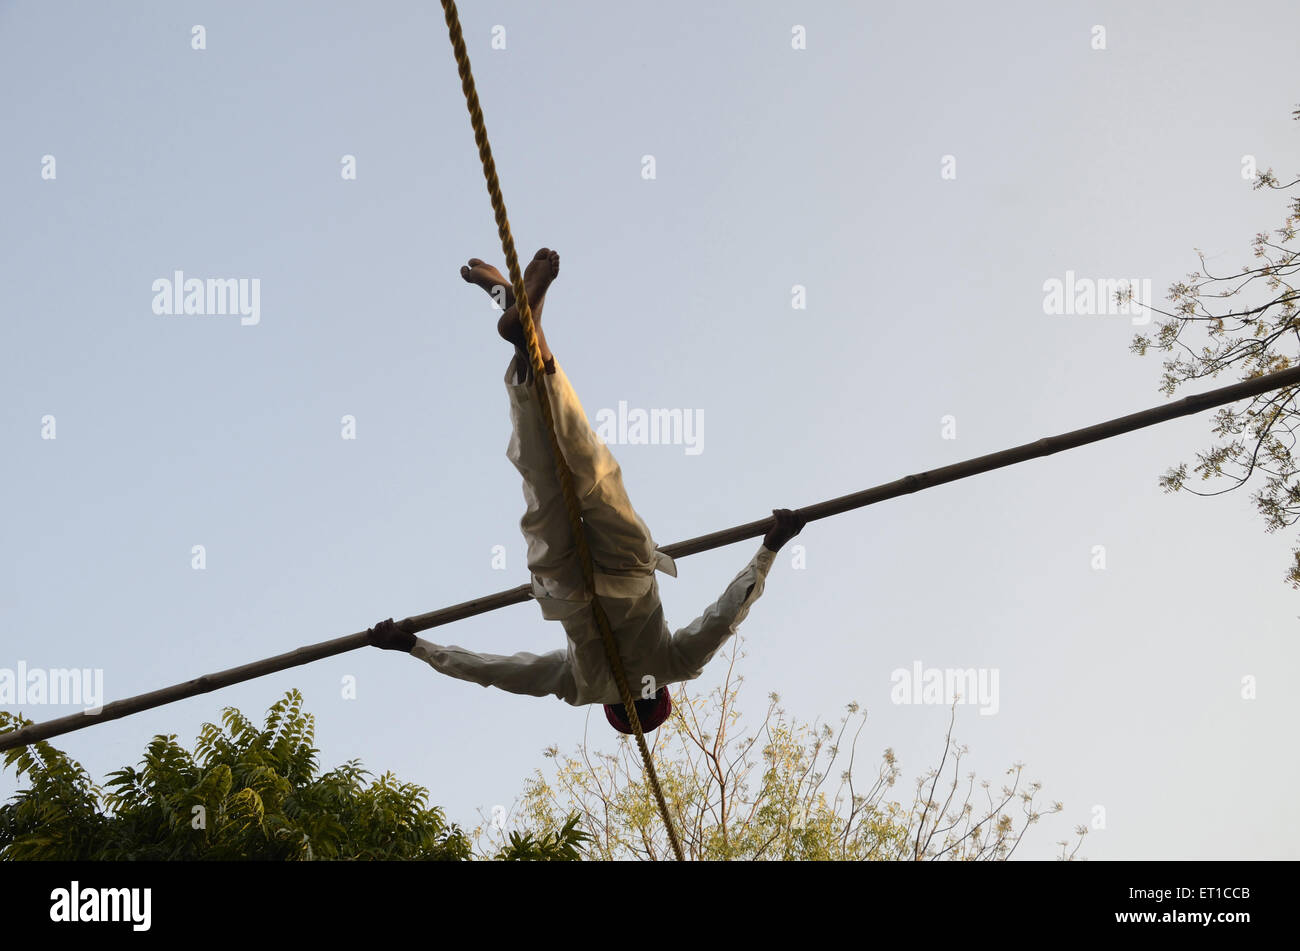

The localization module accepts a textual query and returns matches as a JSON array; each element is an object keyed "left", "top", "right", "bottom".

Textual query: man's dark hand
[
  {"left": 763, "top": 508, "right": 807, "bottom": 553},
  {"left": 368, "top": 617, "right": 416, "bottom": 652}
]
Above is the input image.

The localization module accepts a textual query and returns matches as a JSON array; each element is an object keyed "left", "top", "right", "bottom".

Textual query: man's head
[{"left": 604, "top": 687, "right": 672, "bottom": 735}]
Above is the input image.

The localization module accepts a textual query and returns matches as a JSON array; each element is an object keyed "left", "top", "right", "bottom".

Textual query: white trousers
[{"left": 503, "top": 355, "right": 677, "bottom": 618}]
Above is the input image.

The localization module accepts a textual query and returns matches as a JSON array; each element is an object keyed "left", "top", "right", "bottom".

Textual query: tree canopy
[
  {"left": 5, "top": 655, "right": 1080, "bottom": 861},
  {"left": 0, "top": 690, "right": 583, "bottom": 861},
  {"left": 1133, "top": 105, "right": 1300, "bottom": 584},
  {"left": 484, "top": 641, "right": 1085, "bottom": 861}
]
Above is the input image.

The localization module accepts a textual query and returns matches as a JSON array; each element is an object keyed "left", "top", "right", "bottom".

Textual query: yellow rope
[{"left": 440, "top": 0, "right": 685, "bottom": 862}]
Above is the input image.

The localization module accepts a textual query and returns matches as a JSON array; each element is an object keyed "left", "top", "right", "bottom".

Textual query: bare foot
[
  {"left": 497, "top": 247, "right": 560, "bottom": 349},
  {"left": 459, "top": 257, "right": 513, "bottom": 308}
]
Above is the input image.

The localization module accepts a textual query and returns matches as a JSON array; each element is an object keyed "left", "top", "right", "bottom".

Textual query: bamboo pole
[{"left": 3, "top": 365, "right": 1298, "bottom": 753}]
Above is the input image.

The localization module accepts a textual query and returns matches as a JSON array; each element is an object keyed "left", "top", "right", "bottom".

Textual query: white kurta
[{"left": 411, "top": 355, "right": 776, "bottom": 706}]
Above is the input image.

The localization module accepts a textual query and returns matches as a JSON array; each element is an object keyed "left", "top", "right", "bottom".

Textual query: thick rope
[{"left": 440, "top": 0, "right": 685, "bottom": 861}]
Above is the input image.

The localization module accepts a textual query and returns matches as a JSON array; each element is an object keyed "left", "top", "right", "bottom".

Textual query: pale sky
[{"left": 2, "top": 0, "right": 1298, "bottom": 859}]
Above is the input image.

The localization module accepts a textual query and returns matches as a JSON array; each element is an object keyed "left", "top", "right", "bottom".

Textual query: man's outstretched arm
[
  {"left": 368, "top": 619, "right": 577, "bottom": 704},
  {"left": 666, "top": 509, "right": 805, "bottom": 681}
]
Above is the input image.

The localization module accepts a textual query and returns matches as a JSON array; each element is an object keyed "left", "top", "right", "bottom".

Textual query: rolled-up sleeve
[
  {"left": 411, "top": 639, "right": 578, "bottom": 704},
  {"left": 666, "top": 543, "right": 777, "bottom": 682}
]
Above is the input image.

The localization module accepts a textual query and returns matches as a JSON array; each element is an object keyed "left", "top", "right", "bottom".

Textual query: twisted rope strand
[{"left": 440, "top": 0, "right": 685, "bottom": 861}]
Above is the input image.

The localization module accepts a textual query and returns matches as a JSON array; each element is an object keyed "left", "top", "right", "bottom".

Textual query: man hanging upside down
[{"left": 368, "top": 248, "right": 805, "bottom": 734}]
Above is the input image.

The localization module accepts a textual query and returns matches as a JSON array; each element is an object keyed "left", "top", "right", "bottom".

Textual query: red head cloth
[{"left": 604, "top": 688, "right": 672, "bottom": 734}]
